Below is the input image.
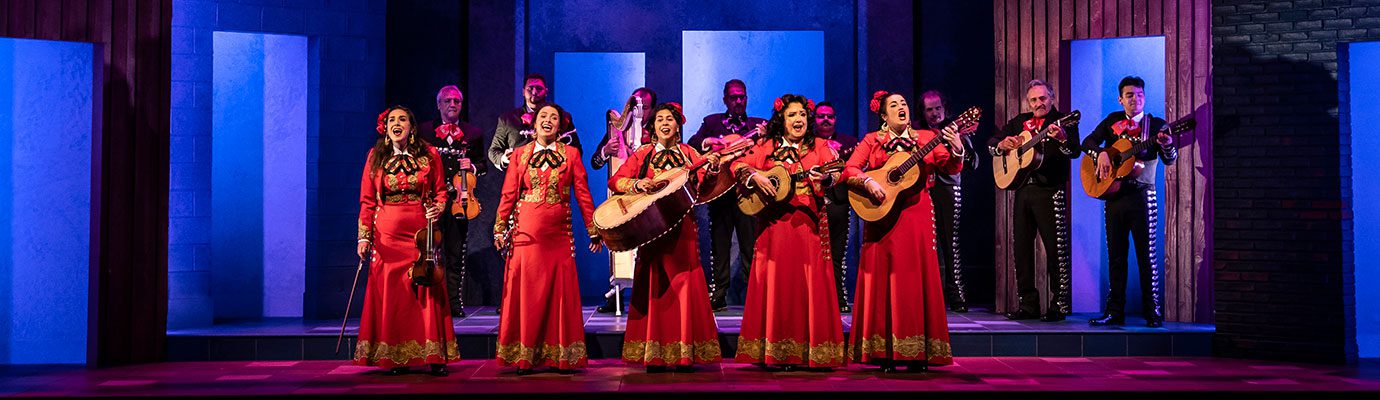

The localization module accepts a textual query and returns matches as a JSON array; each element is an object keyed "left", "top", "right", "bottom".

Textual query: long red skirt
[
  {"left": 621, "top": 216, "right": 722, "bottom": 366},
  {"left": 354, "top": 203, "right": 459, "bottom": 368},
  {"left": 735, "top": 206, "right": 847, "bottom": 367},
  {"left": 495, "top": 202, "right": 587, "bottom": 369},
  {"left": 849, "top": 186, "right": 953, "bottom": 366}
]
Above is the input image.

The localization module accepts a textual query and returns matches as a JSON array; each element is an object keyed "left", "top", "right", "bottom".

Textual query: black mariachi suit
[
  {"left": 919, "top": 118, "right": 980, "bottom": 310},
  {"left": 820, "top": 131, "right": 859, "bottom": 310},
  {"left": 1081, "top": 112, "right": 1177, "bottom": 323},
  {"left": 487, "top": 106, "right": 582, "bottom": 170},
  {"left": 989, "top": 109, "right": 1081, "bottom": 318},
  {"left": 419, "top": 119, "right": 489, "bottom": 316},
  {"left": 687, "top": 112, "right": 766, "bottom": 308}
]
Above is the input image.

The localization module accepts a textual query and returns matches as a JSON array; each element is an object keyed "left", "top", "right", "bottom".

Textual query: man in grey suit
[{"left": 488, "top": 73, "right": 582, "bottom": 170}]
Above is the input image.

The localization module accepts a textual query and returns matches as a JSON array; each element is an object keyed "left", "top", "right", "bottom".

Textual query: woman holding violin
[
  {"left": 354, "top": 105, "right": 459, "bottom": 376},
  {"left": 492, "top": 102, "right": 601, "bottom": 375},
  {"left": 609, "top": 103, "right": 724, "bottom": 372}
]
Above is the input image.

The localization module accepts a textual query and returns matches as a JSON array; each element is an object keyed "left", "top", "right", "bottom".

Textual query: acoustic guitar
[
  {"left": 1080, "top": 115, "right": 1195, "bottom": 199},
  {"left": 991, "top": 110, "right": 1082, "bottom": 189},
  {"left": 593, "top": 139, "right": 756, "bottom": 252},
  {"left": 737, "top": 159, "right": 846, "bottom": 216},
  {"left": 849, "top": 107, "right": 982, "bottom": 222}
]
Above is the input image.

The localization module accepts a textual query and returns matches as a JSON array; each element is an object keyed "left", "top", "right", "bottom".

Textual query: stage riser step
[{"left": 166, "top": 332, "right": 1212, "bottom": 362}]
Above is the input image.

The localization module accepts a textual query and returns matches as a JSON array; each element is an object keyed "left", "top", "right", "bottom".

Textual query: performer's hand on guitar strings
[
  {"left": 1048, "top": 124, "right": 1066, "bottom": 141},
  {"left": 750, "top": 173, "right": 777, "bottom": 198},
  {"left": 1156, "top": 130, "right": 1173, "bottom": 147},
  {"left": 634, "top": 179, "right": 654, "bottom": 193},
  {"left": 865, "top": 179, "right": 887, "bottom": 203},
  {"left": 1096, "top": 151, "right": 1113, "bottom": 180},
  {"left": 997, "top": 136, "right": 1019, "bottom": 152}
]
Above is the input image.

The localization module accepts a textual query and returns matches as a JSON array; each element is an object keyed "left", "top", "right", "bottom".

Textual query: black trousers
[
  {"left": 1013, "top": 184, "right": 1072, "bottom": 315},
  {"left": 707, "top": 195, "right": 755, "bottom": 306},
  {"left": 1102, "top": 182, "right": 1162, "bottom": 320},
  {"left": 440, "top": 209, "right": 468, "bottom": 314},
  {"left": 929, "top": 182, "right": 967, "bottom": 306},
  {"left": 824, "top": 200, "right": 852, "bottom": 307}
]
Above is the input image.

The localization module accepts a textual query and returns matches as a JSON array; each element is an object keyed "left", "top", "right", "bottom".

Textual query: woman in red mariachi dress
[
  {"left": 844, "top": 91, "right": 964, "bottom": 372},
  {"left": 732, "top": 94, "right": 847, "bottom": 370},
  {"left": 354, "top": 105, "right": 459, "bottom": 376},
  {"left": 492, "top": 102, "right": 601, "bottom": 375},
  {"left": 610, "top": 103, "right": 724, "bottom": 372}
]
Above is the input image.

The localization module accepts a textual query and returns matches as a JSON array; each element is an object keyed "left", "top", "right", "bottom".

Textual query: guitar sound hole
[{"left": 887, "top": 170, "right": 903, "bottom": 184}]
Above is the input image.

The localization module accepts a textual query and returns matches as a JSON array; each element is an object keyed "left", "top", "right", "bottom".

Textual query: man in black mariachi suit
[
  {"left": 989, "top": 79, "right": 1081, "bottom": 322},
  {"left": 918, "top": 90, "right": 979, "bottom": 313},
  {"left": 1081, "top": 76, "right": 1176, "bottom": 328},
  {"left": 814, "top": 101, "right": 859, "bottom": 313},
  {"left": 486, "top": 73, "right": 580, "bottom": 316},
  {"left": 418, "top": 85, "right": 488, "bottom": 319},
  {"left": 687, "top": 79, "right": 766, "bottom": 312}
]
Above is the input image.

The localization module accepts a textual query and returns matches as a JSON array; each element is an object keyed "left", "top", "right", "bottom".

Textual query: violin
[
  {"left": 450, "top": 170, "right": 480, "bottom": 220},
  {"left": 410, "top": 199, "right": 443, "bottom": 287}
]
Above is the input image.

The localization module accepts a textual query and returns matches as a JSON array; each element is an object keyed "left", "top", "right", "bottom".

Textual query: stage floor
[
  {"left": 4, "top": 358, "right": 1378, "bottom": 398},
  {"left": 167, "top": 307, "right": 1215, "bottom": 361}
]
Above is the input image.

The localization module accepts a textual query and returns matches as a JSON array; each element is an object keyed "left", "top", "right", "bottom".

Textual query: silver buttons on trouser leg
[
  {"left": 951, "top": 185, "right": 967, "bottom": 304},
  {"left": 1052, "top": 189, "right": 1072, "bottom": 315},
  {"left": 1145, "top": 188, "right": 1162, "bottom": 320}
]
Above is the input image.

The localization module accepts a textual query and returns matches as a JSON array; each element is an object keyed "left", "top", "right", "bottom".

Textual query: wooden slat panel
[
  {"left": 1062, "top": 0, "right": 1075, "bottom": 40},
  {"left": 1173, "top": 0, "right": 1195, "bottom": 322},
  {"left": 1076, "top": 0, "right": 1088, "bottom": 39},
  {"left": 1089, "top": 0, "right": 1103, "bottom": 39},
  {"left": 62, "top": 0, "right": 87, "bottom": 42},
  {"left": 1119, "top": 0, "right": 1133, "bottom": 37},
  {"left": 1149, "top": 0, "right": 1162, "bottom": 36},
  {"left": 1034, "top": 0, "right": 1046, "bottom": 84},
  {"left": 1132, "top": 0, "right": 1147, "bottom": 36},
  {"left": 1188, "top": 0, "right": 1210, "bottom": 323},
  {"left": 8, "top": 0, "right": 36, "bottom": 37},
  {"left": 1103, "top": 0, "right": 1116, "bottom": 38},
  {"left": 1048, "top": 0, "right": 1062, "bottom": 96},
  {"left": 36, "top": 0, "right": 60, "bottom": 40},
  {"left": 1161, "top": 0, "right": 1181, "bottom": 321}
]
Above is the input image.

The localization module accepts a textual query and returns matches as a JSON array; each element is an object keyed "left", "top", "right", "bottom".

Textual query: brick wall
[
  {"left": 169, "top": 0, "right": 386, "bottom": 327},
  {"left": 1212, "top": 0, "right": 1380, "bottom": 363}
]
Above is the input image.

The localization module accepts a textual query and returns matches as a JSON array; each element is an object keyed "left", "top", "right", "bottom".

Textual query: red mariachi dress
[
  {"left": 610, "top": 143, "right": 722, "bottom": 367},
  {"left": 843, "top": 127, "right": 961, "bottom": 366},
  {"left": 731, "top": 137, "right": 847, "bottom": 368},
  {"left": 354, "top": 147, "right": 460, "bottom": 368},
  {"left": 493, "top": 141, "right": 598, "bottom": 370}
]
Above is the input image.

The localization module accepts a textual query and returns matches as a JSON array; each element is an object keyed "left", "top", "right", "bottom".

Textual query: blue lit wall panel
[
  {"left": 211, "top": 32, "right": 308, "bottom": 318},
  {"left": 0, "top": 38, "right": 95, "bottom": 364},
  {"left": 1348, "top": 40, "right": 1380, "bottom": 359},
  {"left": 554, "top": 52, "right": 645, "bottom": 297},
  {"left": 1068, "top": 36, "right": 1167, "bottom": 314},
  {"left": 681, "top": 31, "right": 826, "bottom": 137}
]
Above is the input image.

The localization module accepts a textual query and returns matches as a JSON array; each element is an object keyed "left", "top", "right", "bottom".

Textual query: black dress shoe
[
  {"left": 781, "top": 365, "right": 797, "bottom": 372},
  {"left": 710, "top": 300, "right": 728, "bottom": 313},
  {"left": 673, "top": 365, "right": 695, "bottom": 373},
  {"left": 645, "top": 365, "right": 667, "bottom": 373},
  {"left": 1145, "top": 318, "right": 1164, "bottom": 328},
  {"left": 387, "top": 367, "right": 408, "bottom": 376},
  {"left": 430, "top": 364, "right": 449, "bottom": 377},
  {"left": 495, "top": 306, "right": 502, "bottom": 316},
  {"left": 452, "top": 309, "right": 467, "bottom": 318},
  {"left": 596, "top": 299, "right": 621, "bottom": 314},
  {"left": 514, "top": 368, "right": 533, "bottom": 375},
  {"left": 839, "top": 304, "right": 852, "bottom": 313},
  {"left": 1088, "top": 314, "right": 1125, "bottom": 326},
  {"left": 1040, "top": 312, "right": 1065, "bottom": 322},
  {"left": 904, "top": 361, "right": 929, "bottom": 372},
  {"left": 1004, "top": 310, "right": 1040, "bottom": 320},
  {"left": 951, "top": 303, "right": 968, "bottom": 313},
  {"left": 554, "top": 368, "right": 577, "bottom": 375}
]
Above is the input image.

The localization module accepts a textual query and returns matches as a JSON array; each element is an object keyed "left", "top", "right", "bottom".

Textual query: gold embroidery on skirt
[
  {"left": 849, "top": 334, "right": 952, "bottom": 360},
  {"left": 621, "top": 340, "right": 722, "bottom": 364},
  {"left": 496, "top": 341, "right": 588, "bottom": 366},
  {"left": 735, "top": 337, "right": 846, "bottom": 365},
  {"left": 353, "top": 339, "right": 460, "bottom": 365}
]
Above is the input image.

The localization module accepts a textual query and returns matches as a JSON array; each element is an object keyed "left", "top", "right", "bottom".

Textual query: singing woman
[
  {"left": 492, "top": 102, "right": 601, "bottom": 375},
  {"left": 731, "top": 94, "right": 847, "bottom": 371},
  {"left": 610, "top": 102, "right": 724, "bottom": 372},
  {"left": 354, "top": 105, "right": 459, "bottom": 376},
  {"left": 843, "top": 91, "right": 962, "bottom": 372}
]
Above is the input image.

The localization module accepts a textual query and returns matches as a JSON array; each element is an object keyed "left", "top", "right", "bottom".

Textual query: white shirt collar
[
  {"left": 392, "top": 147, "right": 411, "bottom": 156},
  {"left": 534, "top": 140, "right": 558, "bottom": 153},
  {"left": 654, "top": 142, "right": 678, "bottom": 153},
  {"left": 1127, "top": 111, "right": 1145, "bottom": 123},
  {"left": 780, "top": 139, "right": 802, "bottom": 149}
]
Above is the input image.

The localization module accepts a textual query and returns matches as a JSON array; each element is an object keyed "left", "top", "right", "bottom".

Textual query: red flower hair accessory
[
  {"left": 375, "top": 109, "right": 389, "bottom": 135},
  {"left": 868, "top": 90, "right": 889, "bottom": 114},
  {"left": 773, "top": 98, "right": 785, "bottom": 112}
]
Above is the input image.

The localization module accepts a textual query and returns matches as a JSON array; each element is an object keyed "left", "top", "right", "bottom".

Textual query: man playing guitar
[
  {"left": 1080, "top": 76, "right": 1176, "bottom": 328},
  {"left": 988, "top": 79, "right": 1081, "bottom": 322}
]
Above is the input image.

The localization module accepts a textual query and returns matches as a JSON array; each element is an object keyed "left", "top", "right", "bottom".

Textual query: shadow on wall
[{"left": 1212, "top": 39, "right": 1346, "bottom": 362}]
